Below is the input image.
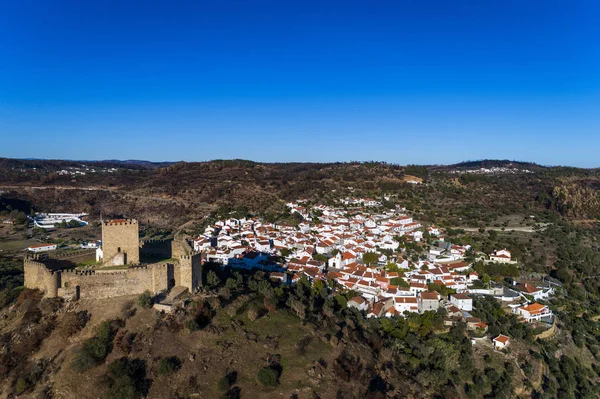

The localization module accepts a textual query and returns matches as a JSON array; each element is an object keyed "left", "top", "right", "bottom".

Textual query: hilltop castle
[{"left": 24, "top": 218, "right": 202, "bottom": 300}]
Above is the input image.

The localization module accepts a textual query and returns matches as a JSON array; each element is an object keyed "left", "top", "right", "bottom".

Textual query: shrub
[
  {"left": 185, "top": 319, "right": 200, "bottom": 332},
  {"left": 104, "top": 357, "right": 148, "bottom": 399},
  {"left": 137, "top": 291, "right": 153, "bottom": 309},
  {"left": 218, "top": 371, "right": 237, "bottom": 391},
  {"left": 157, "top": 356, "right": 181, "bottom": 376},
  {"left": 71, "top": 321, "right": 116, "bottom": 372},
  {"left": 257, "top": 366, "right": 280, "bottom": 387},
  {"left": 296, "top": 336, "right": 312, "bottom": 355},
  {"left": 15, "top": 378, "right": 29, "bottom": 395},
  {"left": 218, "top": 287, "right": 231, "bottom": 300},
  {"left": 60, "top": 311, "right": 89, "bottom": 337},
  {"left": 0, "top": 286, "right": 23, "bottom": 308}
]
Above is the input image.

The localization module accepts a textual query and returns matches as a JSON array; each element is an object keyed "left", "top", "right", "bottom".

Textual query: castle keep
[
  {"left": 101, "top": 219, "right": 140, "bottom": 265},
  {"left": 24, "top": 218, "right": 202, "bottom": 300}
]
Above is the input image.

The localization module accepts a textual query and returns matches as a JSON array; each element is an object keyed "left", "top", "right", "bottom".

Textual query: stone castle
[{"left": 24, "top": 218, "right": 202, "bottom": 300}]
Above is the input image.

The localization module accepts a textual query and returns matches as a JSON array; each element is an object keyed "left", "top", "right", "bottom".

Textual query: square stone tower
[{"left": 101, "top": 219, "right": 140, "bottom": 265}]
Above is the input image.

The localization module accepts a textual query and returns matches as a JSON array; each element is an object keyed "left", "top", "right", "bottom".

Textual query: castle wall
[
  {"left": 140, "top": 239, "right": 172, "bottom": 259},
  {"left": 59, "top": 263, "right": 170, "bottom": 299},
  {"left": 101, "top": 219, "right": 140, "bottom": 265},
  {"left": 24, "top": 259, "right": 58, "bottom": 297},
  {"left": 172, "top": 235, "right": 192, "bottom": 258},
  {"left": 178, "top": 253, "right": 202, "bottom": 291}
]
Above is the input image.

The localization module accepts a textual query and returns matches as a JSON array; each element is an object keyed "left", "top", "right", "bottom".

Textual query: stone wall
[
  {"left": 58, "top": 263, "right": 172, "bottom": 299},
  {"left": 24, "top": 246, "right": 202, "bottom": 300},
  {"left": 101, "top": 219, "right": 140, "bottom": 265},
  {"left": 24, "top": 259, "right": 58, "bottom": 297},
  {"left": 140, "top": 239, "right": 173, "bottom": 259},
  {"left": 179, "top": 253, "right": 202, "bottom": 291},
  {"left": 172, "top": 235, "right": 193, "bottom": 258}
]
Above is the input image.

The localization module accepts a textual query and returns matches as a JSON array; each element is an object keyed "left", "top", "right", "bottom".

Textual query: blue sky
[{"left": 1, "top": 1, "right": 599, "bottom": 166}]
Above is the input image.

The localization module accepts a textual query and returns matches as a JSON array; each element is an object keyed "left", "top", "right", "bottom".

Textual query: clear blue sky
[{"left": 1, "top": 1, "right": 599, "bottom": 166}]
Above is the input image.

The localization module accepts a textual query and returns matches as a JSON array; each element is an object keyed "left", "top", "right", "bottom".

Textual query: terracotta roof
[
  {"left": 520, "top": 303, "right": 547, "bottom": 314},
  {"left": 519, "top": 283, "right": 542, "bottom": 294},
  {"left": 493, "top": 335, "right": 510, "bottom": 344},
  {"left": 349, "top": 296, "right": 366, "bottom": 304},
  {"left": 451, "top": 293, "right": 472, "bottom": 300},
  {"left": 420, "top": 291, "right": 439, "bottom": 300}
]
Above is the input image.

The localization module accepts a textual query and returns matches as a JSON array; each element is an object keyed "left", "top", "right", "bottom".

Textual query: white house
[
  {"left": 493, "top": 335, "right": 510, "bottom": 350},
  {"left": 28, "top": 243, "right": 57, "bottom": 252},
  {"left": 515, "top": 303, "right": 553, "bottom": 322},
  {"left": 449, "top": 293, "right": 473, "bottom": 311},
  {"left": 428, "top": 226, "right": 440, "bottom": 236},
  {"left": 347, "top": 296, "right": 369, "bottom": 312},
  {"left": 490, "top": 249, "right": 512, "bottom": 263},
  {"left": 517, "top": 282, "right": 553, "bottom": 300},
  {"left": 393, "top": 296, "right": 419, "bottom": 314}
]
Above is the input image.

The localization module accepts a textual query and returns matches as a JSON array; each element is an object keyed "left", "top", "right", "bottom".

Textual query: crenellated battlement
[
  {"left": 103, "top": 218, "right": 138, "bottom": 226},
  {"left": 179, "top": 252, "right": 201, "bottom": 260},
  {"left": 24, "top": 258, "right": 49, "bottom": 270},
  {"left": 140, "top": 238, "right": 171, "bottom": 245}
]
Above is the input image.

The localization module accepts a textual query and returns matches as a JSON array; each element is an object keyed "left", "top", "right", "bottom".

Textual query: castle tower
[
  {"left": 179, "top": 253, "right": 202, "bottom": 291},
  {"left": 101, "top": 219, "right": 140, "bottom": 265}
]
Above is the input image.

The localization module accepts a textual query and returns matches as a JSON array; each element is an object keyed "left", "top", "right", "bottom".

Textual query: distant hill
[
  {"left": 431, "top": 159, "right": 544, "bottom": 172},
  {"left": 0, "top": 158, "right": 176, "bottom": 171},
  {"left": 0, "top": 157, "right": 598, "bottom": 229}
]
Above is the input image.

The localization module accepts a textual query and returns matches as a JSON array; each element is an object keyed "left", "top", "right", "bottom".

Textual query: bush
[
  {"left": 60, "top": 311, "right": 89, "bottom": 337},
  {"left": 71, "top": 321, "right": 116, "bottom": 372},
  {"left": 15, "top": 377, "right": 29, "bottom": 395},
  {"left": 137, "top": 291, "right": 153, "bottom": 309},
  {"left": 218, "top": 371, "right": 237, "bottom": 391},
  {"left": 104, "top": 358, "right": 148, "bottom": 399},
  {"left": 257, "top": 366, "right": 280, "bottom": 387},
  {"left": 157, "top": 356, "right": 181, "bottom": 376}
]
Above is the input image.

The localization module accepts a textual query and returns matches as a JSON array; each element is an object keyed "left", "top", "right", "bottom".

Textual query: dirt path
[{"left": 450, "top": 225, "right": 548, "bottom": 233}]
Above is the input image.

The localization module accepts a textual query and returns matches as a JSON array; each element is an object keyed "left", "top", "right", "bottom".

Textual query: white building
[
  {"left": 449, "top": 293, "right": 473, "bottom": 311},
  {"left": 515, "top": 303, "right": 553, "bottom": 322},
  {"left": 347, "top": 296, "right": 369, "bottom": 312},
  {"left": 33, "top": 213, "right": 88, "bottom": 229},
  {"left": 28, "top": 243, "right": 58, "bottom": 252},
  {"left": 490, "top": 249, "right": 512, "bottom": 263},
  {"left": 493, "top": 335, "right": 510, "bottom": 350}
]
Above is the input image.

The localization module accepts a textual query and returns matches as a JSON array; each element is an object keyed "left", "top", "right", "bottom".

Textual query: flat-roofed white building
[{"left": 28, "top": 243, "right": 58, "bottom": 252}]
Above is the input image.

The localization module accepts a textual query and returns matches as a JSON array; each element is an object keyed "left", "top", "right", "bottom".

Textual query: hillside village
[
  {"left": 19, "top": 194, "right": 557, "bottom": 349},
  {"left": 191, "top": 197, "right": 556, "bottom": 344}
]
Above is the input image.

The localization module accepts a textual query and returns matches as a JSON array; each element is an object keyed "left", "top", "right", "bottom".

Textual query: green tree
[
  {"left": 390, "top": 277, "right": 409, "bottom": 287},
  {"left": 137, "top": 291, "right": 153, "bottom": 309},
  {"left": 482, "top": 274, "right": 491, "bottom": 289},
  {"left": 257, "top": 366, "right": 280, "bottom": 387},
  {"left": 207, "top": 270, "right": 220, "bottom": 288},
  {"left": 157, "top": 356, "right": 181, "bottom": 375},
  {"left": 313, "top": 253, "right": 328, "bottom": 262},
  {"left": 363, "top": 252, "right": 379, "bottom": 266}
]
